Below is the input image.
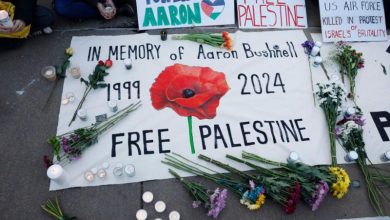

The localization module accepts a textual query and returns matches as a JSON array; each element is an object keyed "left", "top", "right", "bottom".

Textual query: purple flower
[
  {"left": 249, "top": 180, "right": 255, "bottom": 190},
  {"left": 302, "top": 41, "right": 315, "bottom": 54},
  {"left": 335, "top": 127, "right": 342, "bottom": 136},
  {"left": 192, "top": 201, "right": 201, "bottom": 208},
  {"left": 207, "top": 188, "right": 227, "bottom": 219},
  {"left": 310, "top": 181, "right": 329, "bottom": 211}
]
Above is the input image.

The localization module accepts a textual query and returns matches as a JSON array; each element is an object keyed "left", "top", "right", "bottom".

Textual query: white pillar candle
[
  {"left": 77, "top": 108, "right": 88, "bottom": 121},
  {"left": 124, "top": 164, "right": 135, "bottom": 177},
  {"left": 107, "top": 100, "right": 118, "bottom": 112},
  {"left": 155, "top": 201, "right": 166, "bottom": 213},
  {"left": 84, "top": 171, "right": 95, "bottom": 182},
  {"left": 169, "top": 211, "right": 180, "bottom": 220},
  {"left": 313, "top": 56, "right": 323, "bottom": 67},
  {"left": 123, "top": 58, "right": 132, "bottom": 70},
  {"left": 0, "top": 10, "right": 13, "bottom": 28},
  {"left": 287, "top": 152, "right": 299, "bottom": 164},
  {"left": 310, "top": 46, "right": 320, "bottom": 57},
  {"left": 47, "top": 164, "right": 68, "bottom": 185},
  {"left": 142, "top": 191, "right": 154, "bottom": 203},
  {"left": 136, "top": 209, "right": 147, "bottom": 220},
  {"left": 345, "top": 151, "right": 358, "bottom": 162},
  {"left": 70, "top": 67, "right": 81, "bottom": 79}
]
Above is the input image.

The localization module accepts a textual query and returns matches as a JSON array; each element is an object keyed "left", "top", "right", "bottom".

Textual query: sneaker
[{"left": 43, "top": 27, "right": 53, "bottom": 34}]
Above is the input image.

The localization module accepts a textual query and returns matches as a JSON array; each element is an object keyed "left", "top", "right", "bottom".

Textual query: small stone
[{"left": 351, "top": 180, "right": 360, "bottom": 188}]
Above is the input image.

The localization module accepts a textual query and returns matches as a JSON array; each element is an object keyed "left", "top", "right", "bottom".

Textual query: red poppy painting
[{"left": 150, "top": 64, "right": 229, "bottom": 153}]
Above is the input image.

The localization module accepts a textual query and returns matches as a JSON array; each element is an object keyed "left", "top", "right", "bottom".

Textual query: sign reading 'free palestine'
[{"left": 136, "top": 0, "right": 235, "bottom": 30}]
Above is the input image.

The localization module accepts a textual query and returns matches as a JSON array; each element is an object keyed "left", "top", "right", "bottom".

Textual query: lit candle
[
  {"left": 0, "top": 10, "right": 13, "bottom": 28},
  {"left": 136, "top": 209, "right": 147, "bottom": 220},
  {"left": 310, "top": 46, "right": 320, "bottom": 57},
  {"left": 62, "top": 98, "right": 69, "bottom": 105},
  {"left": 345, "top": 151, "right": 358, "bottom": 162},
  {"left": 155, "top": 201, "right": 166, "bottom": 213},
  {"left": 113, "top": 163, "right": 123, "bottom": 177},
  {"left": 107, "top": 100, "right": 118, "bottom": 112},
  {"left": 287, "top": 151, "right": 299, "bottom": 164},
  {"left": 84, "top": 171, "right": 95, "bottom": 182},
  {"left": 47, "top": 164, "right": 68, "bottom": 185},
  {"left": 97, "top": 168, "right": 107, "bottom": 179},
  {"left": 70, "top": 67, "right": 81, "bottom": 79},
  {"left": 313, "top": 56, "right": 323, "bottom": 67},
  {"left": 77, "top": 108, "right": 88, "bottom": 121},
  {"left": 41, "top": 66, "right": 57, "bottom": 81},
  {"left": 381, "top": 151, "right": 390, "bottom": 162},
  {"left": 124, "top": 164, "right": 135, "bottom": 177},
  {"left": 169, "top": 211, "right": 180, "bottom": 220},
  {"left": 142, "top": 191, "right": 154, "bottom": 203},
  {"left": 123, "top": 58, "right": 132, "bottom": 70}
]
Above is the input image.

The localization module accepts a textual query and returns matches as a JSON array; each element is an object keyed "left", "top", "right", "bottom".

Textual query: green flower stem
[
  {"left": 187, "top": 116, "right": 195, "bottom": 154},
  {"left": 68, "top": 86, "right": 92, "bottom": 127}
]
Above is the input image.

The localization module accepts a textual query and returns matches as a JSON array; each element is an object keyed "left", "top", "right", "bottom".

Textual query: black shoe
[{"left": 118, "top": 3, "right": 135, "bottom": 17}]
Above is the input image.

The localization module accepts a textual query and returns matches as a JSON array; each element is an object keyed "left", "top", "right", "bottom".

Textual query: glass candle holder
[
  {"left": 313, "top": 56, "right": 323, "bottom": 67},
  {"left": 70, "top": 67, "right": 81, "bottom": 79},
  {"left": 169, "top": 211, "right": 180, "bottom": 220},
  {"left": 345, "top": 151, "right": 358, "bottom": 162},
  {"left": 113, "top": 163, "right": 124, "bottom": 177},
  {"left": 77, "top": 108, "right": 88, "bottom": 121},
  {"left": 381, "top": 151, "right": 390, "bottom": 162},
  {"left": 142, "top": 191, "right": 154, "bottom": 203},
  {"left": 108, "top": 100, "right": 118, "bottom": 112},
  {"left": 105, "top": 6, "right": 113, "bottom": 14},
  {"left": 97, "top": 168, "right": 107, "bottom": 179},
  {"left": 84, "top": 171, "right": 94, "bottom": 182},
  {"left": 155, "top": 201, "right": 166, "bottom": 213},
  {"left": 160, "top": 30, "right": 168, "bottom": 41},
  {"left": 41, "top": 66, "right": 57, "bottom": 81},
  {"left": 124, "top": 164, "right": 135, "bottom": 177},
  {"left": 123, "top": 58, "right": 132, "bottom": 70},
  {"left": 287, "top": 152, "right": 299, "bottom": 164},
  {"left": 136, "top": 209, "right": 147, "bottom": 220}
]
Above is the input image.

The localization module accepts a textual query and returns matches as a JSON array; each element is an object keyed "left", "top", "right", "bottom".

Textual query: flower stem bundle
[
  {"left": 169, "top": 169, "right": 227, "bottom": 219},
  {"left": 315, "top": 81, "right": 346, "bottom": 166},
  {"left": 172, "top": 32, "right": 233, "bottom": 50},
  {"left": 47, "top": 101, "right": 141, "bottom": 166},
  {"left": 55, "top": 48, "right": 73, "bottom": 79},
  {"left": 333, "top": 42, "right": 364, "bottom": 100},
  {"left": 68, "top": 59, "right": 113, "bottom": 126},
  {"left": 41, "top": 196, "right": 77, "bottom": 220}
]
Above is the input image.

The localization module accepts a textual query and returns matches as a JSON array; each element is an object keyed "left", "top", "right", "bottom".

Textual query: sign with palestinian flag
[{"left": 136, "top": 0, "right": 235, "bottom": 30}]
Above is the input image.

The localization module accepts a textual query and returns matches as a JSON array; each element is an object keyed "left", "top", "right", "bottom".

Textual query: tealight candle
[
  {"left": 315, "top": 41, "right": 322, "bottom": 48},
  {"left": 0, "top": 10, "right": 13, "bottom": 28},
  {"left": 102, "top": 162, "right": 110, "bottom": 169},
  {"left": 310, "top": 46, "right": 320, "bottom": 57},
  {"left": 41, "top": 66, "right": 57, "bottom": 81},
  {"left": 113, "top": 163, "right": 124, "bottom": 177},
  {"left": 124, "top": 164, "right": 135, "bottom": 177},
  {"left": 66, "top": 92, "right": 75, "bottom": 103},
  {"left": 47, "top": 164, "right": 68, "bottom": 185},
  {"left": 77, "top": 108, "right": 88, "bottom": 121},
  {"left": 345, "top": 151, "right": 358, "bottom": 162},
  {"left": 84, "top": 171, "right": 95, "bottom": 182},
  {"left": 287, "top": 151, "right": 299, "bottom": 164},
  {"left": 97, "top": 168, "right": 107, "bottom": 179},
  {"left": 169, "top": 211, "right": 180, "bottom": 220},
  {"left": 136, "top": 209, "right": 147, "bottom": 220},
  {"left": 123, "top": 58, "right": 132, "bottom": 70},
  {"left": 160, "top": 30, "right": 168, "bottom": 41},
  {"left": 142, "top": 191, "right": 154, "bottom": 203},
  {"left": 381, "top": 151, "right": 390, "bottom": 162},
  {"left": 313, "top": 56, "right": 323, "bottom": 67},
  {"left": 107, "top": 100, "right": 118, "bottom": 112},
  {"left": 105, "top": 6, "right": 114, "bottom": 14},
  {"left": 70, "top": 67, "right": 81, "bottom": 79},
  {"left": 155, "top": 201, "right": 166, "bottom": 213},
  {"left": 62, "top": 97, "right": 69, "bottom": 105}
]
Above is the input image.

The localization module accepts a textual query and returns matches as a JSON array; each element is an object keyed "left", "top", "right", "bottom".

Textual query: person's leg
[
  {"left": 54, "top": 0, "right": 100, "bottom": 20},
  {"left": 0, "top": 38, "right": 24, "bottom": 50},
  {"left": 31, "top": 5, "right": 54, "bottom": 33}
]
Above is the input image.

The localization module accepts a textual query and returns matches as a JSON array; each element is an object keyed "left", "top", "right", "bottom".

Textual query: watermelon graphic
[{"left": 201, "top": 0, "right": 225, "bottom": 20}]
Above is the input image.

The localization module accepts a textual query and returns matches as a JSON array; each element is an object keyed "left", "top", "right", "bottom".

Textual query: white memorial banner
[
  {"left": 236, "top": 0, "right": 307, "bottom": 29},
  {"left": 51, "top": 31, "right": 390, "bottom": 190},
  {"left": 136, "top": 0, "right": 235, "bottom": 30},
  {"left": 319, "top": 0, "right": 387, "bottom": 42}
]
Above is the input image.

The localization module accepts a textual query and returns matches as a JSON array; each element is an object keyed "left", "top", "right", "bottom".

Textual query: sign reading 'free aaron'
[{"left": 51, "top": 31, "right": 390, "bottom": 190}]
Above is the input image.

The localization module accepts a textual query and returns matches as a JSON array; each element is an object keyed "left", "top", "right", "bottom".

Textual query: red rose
[
  {"left": 98, "top": 60, "right": 104, "bottom": 66},
  {"left": 150, "top": 64, "right": 229, "bottom": 120},
  {"left": 105, "top": 59, "right": 113, "bottom": 68}
]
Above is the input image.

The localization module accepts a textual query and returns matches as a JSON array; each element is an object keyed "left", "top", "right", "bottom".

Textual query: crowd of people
[{"left": 0, "top": 0, "right": 137, "bottom": 50}]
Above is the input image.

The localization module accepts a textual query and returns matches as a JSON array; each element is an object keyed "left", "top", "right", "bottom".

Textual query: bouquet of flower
[
  {"left": 241, "top": 151, "right": 350, "bottom": 201},
  {"left": 169, "top": 169, "right": 227, "bottom": 218},
  {"left": 45, "top": 101, "right": 141, "bottom": 167},
  {"left": 55, "top": 48, "right": 73, "bottom": 79},
  {"left": 333, "top": 42, "right": 364, "bottom": 100},
  {"left": 68, "top": 59, "right": 113, "bottom": 126},
  {"left": 172, "top": 32, "right": 233, "bottom": 50},
  {"left": 218, "top": 154, "right": 301, "bottom": 214},
  {"left": 336, "top": 107, "right": 387, "bottom": 215},
  {"left": 315, "top": 80, "right": 346, "bottom": 166},
  {"left": 41, "top": 196, "right": 77, "bottom": 220},
  {"left": 162, "top": 153, "right": 266, "bottom": 211}
]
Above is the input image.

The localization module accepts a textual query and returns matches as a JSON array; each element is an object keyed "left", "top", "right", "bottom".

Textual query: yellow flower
[
  {"left": 240, "top": 194, "right": 266, "bottom": 211},
  {"left": 65, "top": 48, "right": 73, "bottom": 56},
  {"left": 329, "top": 166, "right": 350, "bottom": 199}
]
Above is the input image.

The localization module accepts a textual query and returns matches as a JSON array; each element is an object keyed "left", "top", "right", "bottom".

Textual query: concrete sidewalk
[{"left": 0, "top": 1, "right": 389, "bottom": 219}]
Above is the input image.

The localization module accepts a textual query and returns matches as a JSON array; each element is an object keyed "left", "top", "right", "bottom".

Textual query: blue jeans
[{"left": 54, "top": 0, "right": 100, "bottom": 20}]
